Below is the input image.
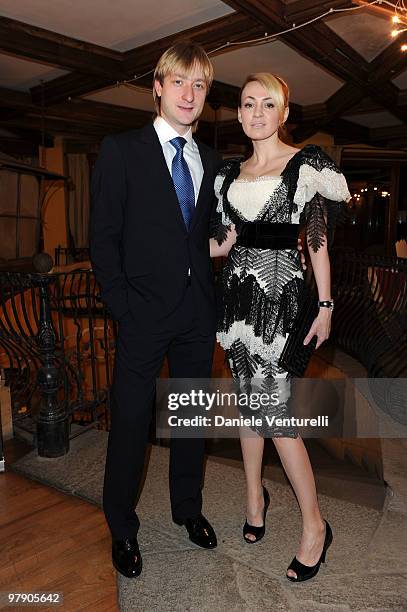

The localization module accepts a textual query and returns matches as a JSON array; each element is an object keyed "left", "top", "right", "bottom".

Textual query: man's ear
[{"left": 154, "top": 79, "right": 162, "bottom": 98}]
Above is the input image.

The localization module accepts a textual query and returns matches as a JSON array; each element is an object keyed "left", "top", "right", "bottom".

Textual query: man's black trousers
[{"left": 103, "top": 286, "right": 215, "bottom": 539}]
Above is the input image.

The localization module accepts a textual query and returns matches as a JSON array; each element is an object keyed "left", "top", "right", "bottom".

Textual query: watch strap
[{"left": 318, "top": 300, "right": 334, "bottom": 310}]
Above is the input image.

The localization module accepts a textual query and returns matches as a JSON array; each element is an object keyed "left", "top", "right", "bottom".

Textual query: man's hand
[{"left": 297, "top": 238, "right": 306, "bottom": 271}]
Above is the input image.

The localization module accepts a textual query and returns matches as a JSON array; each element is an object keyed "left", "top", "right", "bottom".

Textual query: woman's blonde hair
[
  {"left": 239, "top": 72, "right": 290, "bottom": 132},
  {"left": 153, "top": 42, "right": 214, "bottom": 114}
]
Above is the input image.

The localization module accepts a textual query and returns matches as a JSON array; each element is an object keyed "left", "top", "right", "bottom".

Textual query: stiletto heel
[
  {"left": 286, "top": 519, "right": 333, "bottom": 582},
  {"left": 243, "top": 485, "right": 270, "bottom": 544}
]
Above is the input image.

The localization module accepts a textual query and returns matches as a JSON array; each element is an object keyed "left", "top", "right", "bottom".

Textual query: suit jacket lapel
[{"left": 138, "top": 123, "right": 188, "bottom": 233}]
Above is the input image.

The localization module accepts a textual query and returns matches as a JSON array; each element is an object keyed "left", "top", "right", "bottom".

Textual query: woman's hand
[
  {"left": 303, "top": 308, "right": 332, "bottom": 349},
  {"left": 209, "top": 224, "right": 237, "bottom": 257},
  {"left": 223, "top": 224, "right": 237, "bottom": 253}
]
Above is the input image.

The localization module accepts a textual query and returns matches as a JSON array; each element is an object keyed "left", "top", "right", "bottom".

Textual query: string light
[
  {"left": 120, "top": 0, "right": 405, "bottom": 89},
  {"left": 355, "top": 1, "right": 407, "bottom": 49},
  {"left": 387, "top": 0, "right": 407, "bottom": 47},
  {"left": 62, "top": 0, "right": 406, "bottom": 100},
  {"left": 350, "top": 185, "right": 392, "bottom": 201}
]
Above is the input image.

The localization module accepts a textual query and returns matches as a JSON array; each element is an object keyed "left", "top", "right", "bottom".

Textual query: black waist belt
[{"left": 236, "top": 223, "right": 299, "bottom": 250}]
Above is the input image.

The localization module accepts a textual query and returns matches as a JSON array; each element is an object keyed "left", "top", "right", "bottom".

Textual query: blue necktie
[{"left": 170, "top": 137, "right": 195, "bottom": 230}]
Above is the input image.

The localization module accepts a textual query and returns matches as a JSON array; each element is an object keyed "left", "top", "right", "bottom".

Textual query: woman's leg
[
  {"left": 240, "top": 429, "right": 265, "bottom": 541},
  {"left": 272, "top": 436, "right": 326, "bottom": 578}
]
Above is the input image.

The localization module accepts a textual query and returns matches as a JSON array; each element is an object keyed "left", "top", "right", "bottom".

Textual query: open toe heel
[
  {"left": 286, "top": 519, "right": 333, "bottom": 582},
  {"left": 243, "top": 485, "right": 270, "bottom": 544}
]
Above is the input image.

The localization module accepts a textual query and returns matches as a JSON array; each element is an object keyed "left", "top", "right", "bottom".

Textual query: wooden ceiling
[{"left": 0, "top": 0, "right": 406, "bottom": 153}]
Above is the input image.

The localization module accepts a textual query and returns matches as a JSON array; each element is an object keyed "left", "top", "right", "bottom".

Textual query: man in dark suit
[{"left": 90, "top": 43, "right": 234, "bottom": 578}]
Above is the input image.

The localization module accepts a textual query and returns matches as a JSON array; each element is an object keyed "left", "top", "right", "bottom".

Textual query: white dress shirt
[{"left": 153, "top": 116, "right": 204, "bottom": 205}]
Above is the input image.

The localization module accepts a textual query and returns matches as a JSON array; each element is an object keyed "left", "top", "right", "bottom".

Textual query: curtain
[{"left": 67, "top": 153, "right": 90, "bottom": 248}]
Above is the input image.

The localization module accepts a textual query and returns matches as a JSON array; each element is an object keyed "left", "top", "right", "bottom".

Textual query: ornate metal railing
[
  {"left": 0, "top": 257, "right": 116, "bottom": 455},
  {"left": 331, "top": 250, "right": 407, "bottom": 378},
  {"left": 1, "top": 249, "right": 405, "bottom": 456}
]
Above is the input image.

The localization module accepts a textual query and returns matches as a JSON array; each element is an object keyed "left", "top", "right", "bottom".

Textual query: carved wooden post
[{"left": 33, "top": 253, "right": 69, "bottom": 457}]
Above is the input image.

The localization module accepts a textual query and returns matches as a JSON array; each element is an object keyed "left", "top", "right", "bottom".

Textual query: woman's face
[{"left": 238, "top": 80, "right": 287, "bottom": 141}]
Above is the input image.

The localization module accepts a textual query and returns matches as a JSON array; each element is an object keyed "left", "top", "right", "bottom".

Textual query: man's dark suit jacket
[{"left": 90, "top": 123, "right": 222, "bottom": 334}]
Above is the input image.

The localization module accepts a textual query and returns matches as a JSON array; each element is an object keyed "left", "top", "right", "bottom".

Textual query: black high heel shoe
[
  {"left": 286, "top": 519, "right": 333, "bottom": 582},
  {"left": 243, "top": 485, "right": 270, "bottom": 544}
]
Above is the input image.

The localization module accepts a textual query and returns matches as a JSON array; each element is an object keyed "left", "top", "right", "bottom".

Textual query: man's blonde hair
[
  {"left": 239, "top": 72, "right": 290, "bottom": 133},
  {"left": 153, "top": 42, "right": 214, "bottom": 114}
]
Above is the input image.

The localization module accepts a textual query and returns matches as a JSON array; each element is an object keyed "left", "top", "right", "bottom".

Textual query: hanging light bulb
[{"left": 389, "top": 1, "right": 407, "bottom": 44}]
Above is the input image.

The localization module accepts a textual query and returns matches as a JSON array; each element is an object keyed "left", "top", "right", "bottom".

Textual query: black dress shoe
[
  {"left": 112, "top": 537, "right": 142, "bottom": 578},
  {"left": 174, "top": 514, "right": 217, "bottom": 549}
]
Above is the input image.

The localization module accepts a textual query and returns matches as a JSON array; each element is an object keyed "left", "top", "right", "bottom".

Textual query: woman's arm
[
  {"left": 209, "top": 225, "right": 237, "bottom": 258},
  {"left": 303, "top": 236, "right": 332, "bottom": 349}
]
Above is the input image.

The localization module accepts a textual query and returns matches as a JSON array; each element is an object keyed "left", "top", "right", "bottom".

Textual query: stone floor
[{"left": 11, "top": 430, "right": 407, "bottom": 611}]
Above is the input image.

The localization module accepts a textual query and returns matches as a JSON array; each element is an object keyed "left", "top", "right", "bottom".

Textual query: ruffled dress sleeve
[
  {"left": 292, "top": 145, "right": 351, "bottom": 252},
  {"left": 210, "top": 158, "right": 241, "bottom": 245}
]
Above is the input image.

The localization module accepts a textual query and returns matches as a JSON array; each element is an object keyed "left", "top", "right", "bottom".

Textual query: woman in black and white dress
[{"left": 210, "top": 72, "right": 350, "bottom": 581}]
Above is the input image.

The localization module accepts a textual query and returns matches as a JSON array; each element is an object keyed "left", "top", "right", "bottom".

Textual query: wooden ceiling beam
[
  {"left": 323, "top": 117, "right": 371, "bottom": 142},
  {"left": 285, "top": 20, "right": 368, "bottom": 84},
  {"left": 369, "top": 84, "right": 407, "bottom": 124},
  {"left": 289, "top": 122, "right": 321, "bottom": 143},
  {"left": 0, "top": 125, "right": 53, "bottom": 147},
  {"left": 291, "top": 116, "right": 371, "bottom": 145},
  {"left": 220, "top": 1, "right": 284, "bottom": 23},
  {"left": 0, "top": 87, "right": 33, "bottom": 110},
  {"left": 30, "top": 73, "right": 112, "bottom": 106},
  {"left": 222, "top": 0, "right": 407, "bottom": 126},
  {"left": 0, "top": 116, "right": 122, "bottom": 139},
  {"left": 0, "top": 87, "right": 152, "bottom": 126},
  {"left": 323, "top": 60, "right": 407, "bottom": 125},
  {"left": 0, "top": 16, "right": 124, "bottom": 78},
  {"left": 370, "top": 125, "right": 407, "bottom": 141},
  {"left": 47, "top": 99, "right": 152, "bottom": 126},
  {"left": 0, "top": 108, "right": 26, "bottom": 122},
  {"left": 222, "top": 1, "right": 369, "bottom": 83},
  {"left": 30, "top": 13, "right": 265, "bottom": 106},
  {"left": 368, "top": 33, "right": 407, "bottom": 83},
  {"left": 1, "top": 3, "right": 404, "bottom": 147},
  {"left": 296, "top": 83, "right": 365, "bottom": 134},
  {"left": 0, "top": 136, "right": 39, "bottom": 156},
  {"left": 123, "top": 13, "right": 263, "bottom": 74},
  {"left": 399, "top": 89, "right": 407, "bottom": 106},
  {"left": 301, "top": 103, "right": 327, "bottom": 122},
  {"left": 325, "top": 83, "right": 365, "bottom": 119},
  {"left": 284, "top": 1, "right": 353, "bottom": 23}
]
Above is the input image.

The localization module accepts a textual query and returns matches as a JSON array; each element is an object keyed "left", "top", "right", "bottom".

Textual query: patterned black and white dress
[{"left": 211, "top": 145, "right": 350, "bottom": 435}]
